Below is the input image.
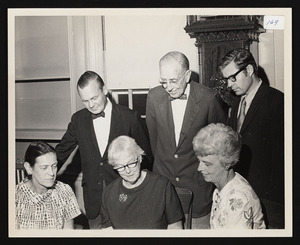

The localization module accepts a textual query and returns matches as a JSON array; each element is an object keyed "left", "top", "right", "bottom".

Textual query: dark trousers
[
  {"left": 88, "top": 213, "right": 103, "bottom": 229},
  {"left": 261, "top": 198, "right": 284, "bottom": 229},
  {"left": 184, "top": 212, "right": 211, "bottom": 229}
]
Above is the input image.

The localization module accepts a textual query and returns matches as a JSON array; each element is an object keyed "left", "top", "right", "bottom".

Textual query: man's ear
[
  {"left": 186, "top": 70, "right": 192, "bottom": 83},
  {"left": 138, "top": 155, "right": 143, "bottom": 162},
  {"left": 24, "top": 162, "right": 33, "bottom": 175},
  {"left": 246, "top": 64, "right": 254, "bottom": 77},
  {"left": 102, "top": 85, "right": 108, "bottom": 96}
]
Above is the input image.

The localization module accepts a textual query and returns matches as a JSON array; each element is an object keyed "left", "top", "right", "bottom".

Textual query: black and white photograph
[{"left": 7, "top": 8, "right": 292, "bottom": 238}]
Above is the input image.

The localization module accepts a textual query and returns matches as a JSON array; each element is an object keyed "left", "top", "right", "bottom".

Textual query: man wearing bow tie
[
  {"left": 146, "top": 51, "right": 227, "bottom": 229},
  {"left": 56, "top": 71, "right": 153, "bottom": 229}
]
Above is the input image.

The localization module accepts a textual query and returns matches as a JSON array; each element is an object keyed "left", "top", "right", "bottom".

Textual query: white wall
[
  {"left": 105, "top": 15, "right": 198, "bottom": 89},
  {"left": 15, "top": 16, "right": 69, "bottom": 80},
  {"left": 259, "top": 29, "right": 284, "bottom": 92},
  {"left": 15, "top": 16, "right": 71, "bottom": 140},
  {"left": 104, "top": 15, "right": 285, "bottom": 93}
]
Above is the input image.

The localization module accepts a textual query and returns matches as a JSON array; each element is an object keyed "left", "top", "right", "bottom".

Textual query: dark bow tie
[
  {"left": 92, "top": 111, "right": 105, "bottom": 119},
  {"left": 170, "top": 94, "right": 187, "bottom": 101}
]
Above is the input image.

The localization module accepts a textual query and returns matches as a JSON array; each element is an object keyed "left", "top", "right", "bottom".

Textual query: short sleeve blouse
[
  {"left": 210, "top": 173, "right": 266, "bottom": 229},
  {"left": 15, "top": 179, "right": 81, "bottom": 229}
]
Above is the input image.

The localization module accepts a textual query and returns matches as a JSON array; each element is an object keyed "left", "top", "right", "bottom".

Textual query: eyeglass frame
[
  {"left": 113, "top": 159, "right": 139, "bottom": 172},
  {"left": 221, "top": 64, "right": 249, "bottom": 83},
  {"left": 159, "top": 70, "right": 188, "bottom": 89}
]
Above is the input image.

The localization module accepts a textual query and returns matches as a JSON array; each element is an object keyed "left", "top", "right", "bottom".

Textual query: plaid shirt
[{"left": 15, "top": 179, "right": 81, "bottom": 229}]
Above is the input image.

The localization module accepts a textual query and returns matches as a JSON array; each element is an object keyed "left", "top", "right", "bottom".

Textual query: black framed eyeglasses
[
  {"left": 113, "top": 159, "right": 139, "bottom": 172},
  {"left": 221, "top": 65, "right": 248, "bottom": 83}
]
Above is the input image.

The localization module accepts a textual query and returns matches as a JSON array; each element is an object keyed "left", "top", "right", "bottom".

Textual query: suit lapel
[
  {"left": 240, "top": 83, "right": 268, "bottom": 134},
  {"left": 104, "top": 103, "right": 122, "bottom": 158},
  {"left": 85, "top": 112, "right": 102, "bottom": 157},
  {"left": 159, "top": 98, "right": 177, "bottom": 149},
  {"left": 177, "top": 82, "right": 200, "bottom": 149}
]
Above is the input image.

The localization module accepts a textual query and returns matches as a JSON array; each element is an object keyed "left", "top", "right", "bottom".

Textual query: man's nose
[
  {"left": 125, "top": 166, "right": 131, "bottom": 174},
  {"left": 166, "top": 82, "right": 176, "bottom": 92},
  {"left": 197, "top": 161, "right": 204, "bottom": 171},
  {"left": 227, "top": 80, "right": 233, "bottom": 88},
  {"left": 47, "top": 167, "right": 55, "bottom": 176},
  {"left": 88, "top": 100, "right": 94, "bottom": 108}
]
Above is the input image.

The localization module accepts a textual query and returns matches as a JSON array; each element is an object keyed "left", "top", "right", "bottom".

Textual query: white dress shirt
[
  {"left": 93, "top": 99, "right": 112, "bottom": 155},
  {"left": 237, "top": 79, "right": 262, "bottom": 118},
  {"left": 171, "top": 84, "right": 190, "bottom": 146}
]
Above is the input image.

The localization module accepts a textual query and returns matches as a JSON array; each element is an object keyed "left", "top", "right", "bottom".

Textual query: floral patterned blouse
[
  {"left": 210, "top": 172, "right": 266, "bottom": 229},
  {"left": 15, "top": 179, "right": 81, "bottom": 229}
]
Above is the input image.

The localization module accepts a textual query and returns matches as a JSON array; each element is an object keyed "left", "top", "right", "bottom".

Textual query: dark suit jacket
[
  {"left": 228, "top": 82, "right": 284, "bottom": 204},
  {"left": 56, "top": 101, "right": 153, "bottom": 219},
  {"left": 146, "top": 81, "right": 228, "bottom": 217}
]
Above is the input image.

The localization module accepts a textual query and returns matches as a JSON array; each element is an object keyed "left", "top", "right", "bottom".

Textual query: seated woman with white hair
[
  {"left": 192, "top": 123, "right": 265, "bottom": 229},
  {"left": 100, "top": 135, "right": 184, "bottom": 229}
]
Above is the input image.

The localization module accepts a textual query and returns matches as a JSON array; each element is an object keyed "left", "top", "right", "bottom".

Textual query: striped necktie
[{"left": 237, "top": 97, "right": 246, "bottom": 133}]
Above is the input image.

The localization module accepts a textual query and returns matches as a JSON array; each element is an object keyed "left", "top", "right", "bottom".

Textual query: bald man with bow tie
[{"left": 146, "top": 51, "right": 227, "bottom": 229}]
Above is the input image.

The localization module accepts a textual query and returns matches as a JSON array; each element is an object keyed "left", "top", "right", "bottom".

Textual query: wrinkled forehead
[{"left": 34, "top": 152, "right": 57, "bottom": 166}]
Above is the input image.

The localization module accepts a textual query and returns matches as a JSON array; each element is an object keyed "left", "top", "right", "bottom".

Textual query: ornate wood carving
[{"left": 184, "top": 15, "right": 265, "bottom": 92}]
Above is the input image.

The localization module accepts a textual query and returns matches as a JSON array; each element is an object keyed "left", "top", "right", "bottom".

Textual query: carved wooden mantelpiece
[
  {"left": 194, "top": 30, "right": 262, "bottom": 45},
  {"left": 184, "top": 15, "right": 265, "bottom": 88}
]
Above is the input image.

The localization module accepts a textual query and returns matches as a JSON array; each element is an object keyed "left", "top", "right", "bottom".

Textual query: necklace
[{"left": 122, "top": 171, "right": 147, "bottom": 189}]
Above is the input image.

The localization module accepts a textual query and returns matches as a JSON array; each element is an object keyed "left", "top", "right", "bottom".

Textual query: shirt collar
[
  {"left": 104, "top": 97, "right": 112, "bottom": 114},
  {"left": 185, "top": 83, "right": 190, "bottom": 99},
  {"left": 170, "top": 83, "right": 190, "bottom": 102},
  {"left": 91, "top": 97, "right": 112, "bottom": 120},
  {"left": 243, "top": 79, "right": 262, "bottom": 105}
]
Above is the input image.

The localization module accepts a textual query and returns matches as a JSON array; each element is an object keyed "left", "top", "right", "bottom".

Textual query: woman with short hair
[
  {"left": 101, "top": 135, "right": 183, "bottom": 229},
  {"left": 193, "top": 123, "right": 265, "bottom": 229}
]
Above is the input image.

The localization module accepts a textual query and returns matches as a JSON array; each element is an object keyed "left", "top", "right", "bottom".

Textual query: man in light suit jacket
[
  {"left": 56, "top": 71, "right": 153, "bottom": 229},
  {"left": 146, "top": 51, "right": 227, "bottom": 229},
  {"left": 219, "top": 48, "right": 284, "bottom": 228}
]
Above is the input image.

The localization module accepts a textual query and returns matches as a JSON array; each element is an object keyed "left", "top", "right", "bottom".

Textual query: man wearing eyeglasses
[
  {"left": 146, "top": 51, "right": 227, "bottom": 229},
  {"left": 218, "top": 48, "right": 284, "bottom": 229}
]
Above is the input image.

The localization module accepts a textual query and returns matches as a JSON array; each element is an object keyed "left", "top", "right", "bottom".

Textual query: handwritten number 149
[{"left": 267, "top": 19, "right": 279, "bottom": 26}]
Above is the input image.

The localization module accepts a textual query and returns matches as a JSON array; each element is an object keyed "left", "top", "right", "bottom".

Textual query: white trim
[{"left": 67, "top": 16, "right": 77, "bottom": 114}]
